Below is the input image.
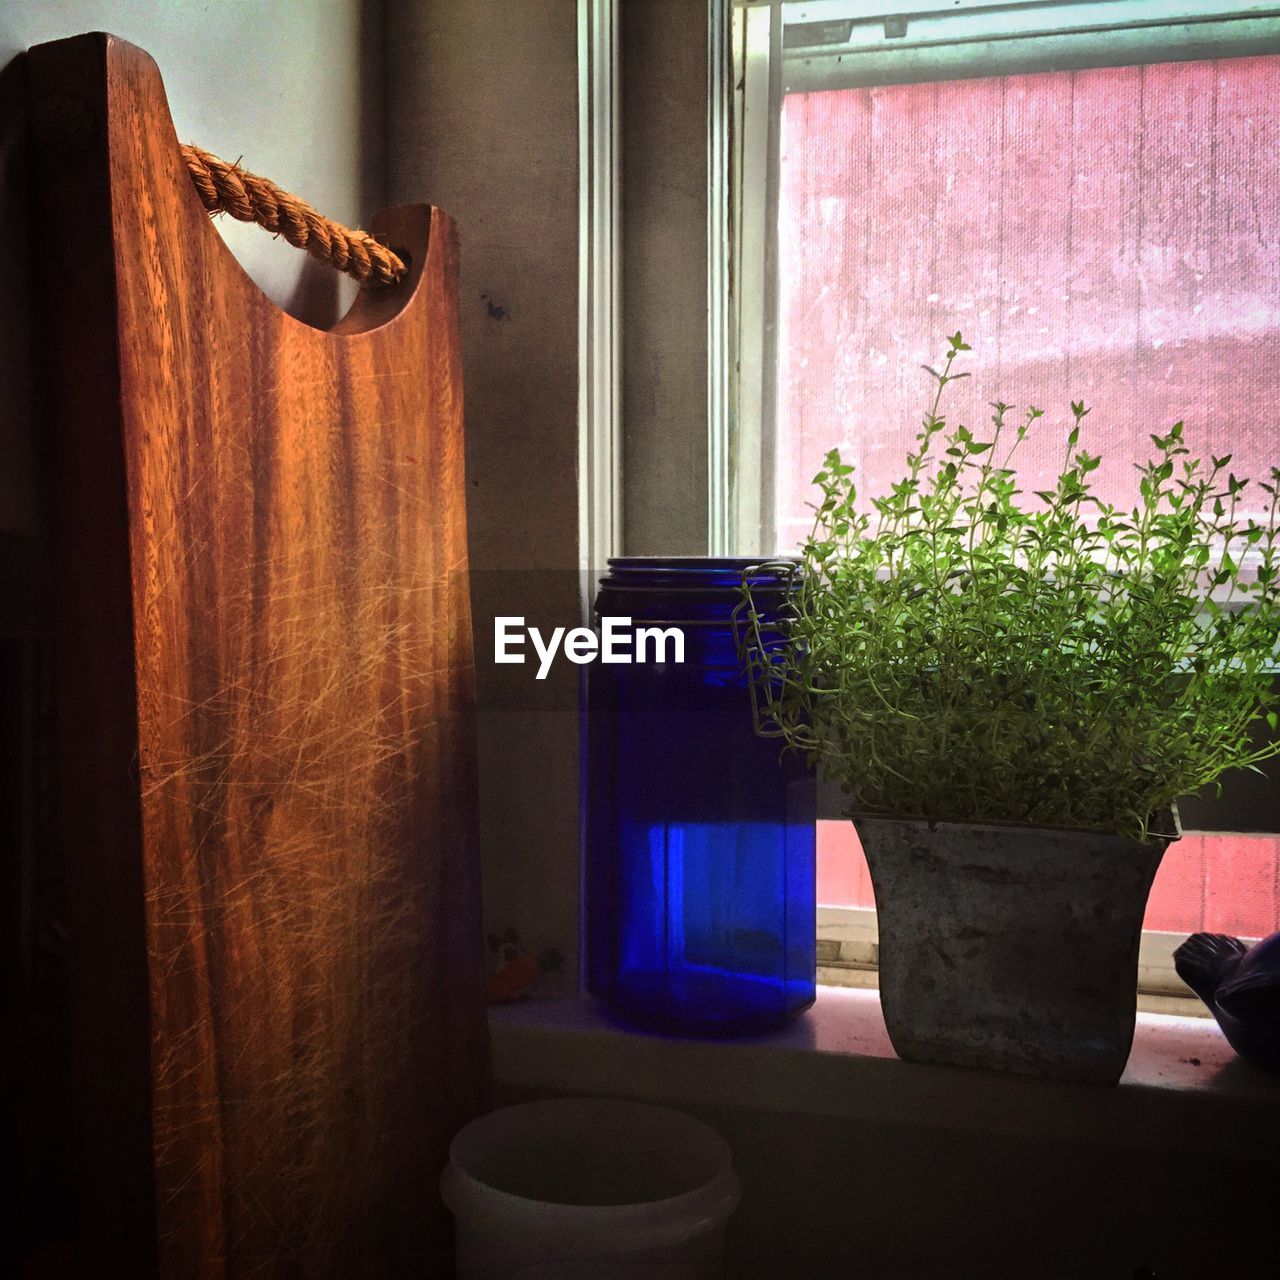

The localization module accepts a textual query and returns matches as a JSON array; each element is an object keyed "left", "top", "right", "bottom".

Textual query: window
[{"left": 728, "top": 0, "right": 1280, "bottom": 1000}]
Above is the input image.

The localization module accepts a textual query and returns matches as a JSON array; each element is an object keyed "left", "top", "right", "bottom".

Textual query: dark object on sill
[
  {"left": 1175, "top": 931, "right": 1280, "bottom": 1073},
  {"left": 858, "top": 808, "right": 1180, "bottom": 1085}
]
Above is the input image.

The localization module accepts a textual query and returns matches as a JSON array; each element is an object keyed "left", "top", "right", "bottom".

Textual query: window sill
[
  {"left": 490, "top": 985, "right": 1279, "bottom": 1158},
  {"left": 816, "top": 958, "right": 1210, "bottom": 1017}
]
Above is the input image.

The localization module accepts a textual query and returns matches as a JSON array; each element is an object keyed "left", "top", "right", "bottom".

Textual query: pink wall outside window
[{"left": 778, "top": 57, "right": 1280, "bottom": 937}]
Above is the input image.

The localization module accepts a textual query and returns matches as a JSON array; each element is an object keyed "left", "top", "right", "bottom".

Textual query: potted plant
[{"left": 737, "top": 334, "right": 1280, "bottom": 1084}]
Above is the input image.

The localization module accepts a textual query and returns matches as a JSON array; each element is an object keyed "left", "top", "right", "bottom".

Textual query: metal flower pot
[{"left": 857, "top": 811, "right": 1180, "bottom": 1085}]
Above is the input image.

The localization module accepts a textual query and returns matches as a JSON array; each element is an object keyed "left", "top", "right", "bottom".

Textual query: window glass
[
  {"left": 762, "top": 47, "right": 1280, "bottom": 949},
  {"left": 818, "top": 821, "right": 1279, "bottom": 939},
  {"left": 776, "top": 56, "right": 1280, "bottom": 547}
]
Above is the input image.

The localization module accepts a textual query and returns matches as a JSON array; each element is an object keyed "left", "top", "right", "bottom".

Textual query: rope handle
[{"left": 182, "top": 144, "right": 407, "bottom": 287}]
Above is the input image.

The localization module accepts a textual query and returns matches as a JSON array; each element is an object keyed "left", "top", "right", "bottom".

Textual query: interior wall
[
  {"left": 386, "top": 0, "right": 583, "bottom": 975},
  {"left": 490, "top": 1081, "right": 1280, "bottom": 1280},
  {"left": 621, "top": 0, "right": 712, "bottom": 555}
]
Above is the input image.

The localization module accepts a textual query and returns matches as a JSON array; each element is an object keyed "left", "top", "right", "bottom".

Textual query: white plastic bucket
[{"left": 441, "top": 1098, "right": 740, "bottom": 1279}]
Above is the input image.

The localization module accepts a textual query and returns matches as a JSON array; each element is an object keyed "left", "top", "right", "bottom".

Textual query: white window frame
[
  {"left": 579, "top": 0, "right": 623, "bottom": 584},
  {"left": 726, "top": 0, "right": 1280, "bottom": 1002},
  {"left": 582, "top": 0, "right": 1279, "bottom": 1004}
]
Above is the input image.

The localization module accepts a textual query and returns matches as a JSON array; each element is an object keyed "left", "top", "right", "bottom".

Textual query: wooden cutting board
[{"left": 28, "top": 33, "right": 488, "bottom": 1278}]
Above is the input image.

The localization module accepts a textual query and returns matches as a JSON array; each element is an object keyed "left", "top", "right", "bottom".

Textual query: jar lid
[{"left": 597, "top": 556, "right": 800, "bottom": 595}]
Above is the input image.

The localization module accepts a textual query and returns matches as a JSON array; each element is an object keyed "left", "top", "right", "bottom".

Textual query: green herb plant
[{"left": 738, "top": 334, "right": 1280, "bottom": 838}]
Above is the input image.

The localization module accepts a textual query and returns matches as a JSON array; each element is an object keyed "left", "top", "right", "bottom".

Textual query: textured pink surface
[
  {"left": 778, "top": 56, "right": 1280, "bottom": 547},
  {"left": 787, "top": 57, "right": 1280, "bottom": 940},
  {"left": 817, "top": 820, "right": 1280, "bottom": 937}
]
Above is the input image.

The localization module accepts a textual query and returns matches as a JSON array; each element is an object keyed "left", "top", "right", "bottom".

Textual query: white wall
[
  {"left": 0, "top": 0, "right": 384, "bottom": 534},
  {"left": 387, "top": 1, "right": 584, "bottom": 973}
]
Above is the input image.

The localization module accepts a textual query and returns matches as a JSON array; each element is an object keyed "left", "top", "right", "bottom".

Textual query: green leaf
[{"left": 767, "top": 334, "right": 1280, "bottom": 838}]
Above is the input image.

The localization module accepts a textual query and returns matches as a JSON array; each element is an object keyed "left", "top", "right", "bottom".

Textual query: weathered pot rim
[{"left": 847, "top": 804, "right": 1181, "bottom": 846}]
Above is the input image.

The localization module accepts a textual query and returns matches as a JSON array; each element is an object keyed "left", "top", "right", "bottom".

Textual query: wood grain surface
[{"left": 29, "top": 32, "right": 487, "bottom": 1278}]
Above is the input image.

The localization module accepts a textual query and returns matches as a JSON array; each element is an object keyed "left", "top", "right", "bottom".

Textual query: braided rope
[{"left": 181, "top": 143, "right": 406, "bottom": 287}]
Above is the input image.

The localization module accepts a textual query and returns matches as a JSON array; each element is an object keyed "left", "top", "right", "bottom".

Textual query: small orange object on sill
[{"left": 486, "top": 928, "right": 566, "bottom": 1004}]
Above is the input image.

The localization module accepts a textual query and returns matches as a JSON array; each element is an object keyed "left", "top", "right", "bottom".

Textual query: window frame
[
  {"left": 726, "top": 0, "right": 1280, "bottom": 984},
  {"left": 596, "top": 0, "right": 1280, "bottom": 990},
  {"left": 814, "top": 898, "right": 1258, "bottom": 1004}
]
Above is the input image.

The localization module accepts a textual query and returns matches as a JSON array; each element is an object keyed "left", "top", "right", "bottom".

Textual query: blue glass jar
[{"left": 584, "top": 558, "right": 816, "bottom": 1035}]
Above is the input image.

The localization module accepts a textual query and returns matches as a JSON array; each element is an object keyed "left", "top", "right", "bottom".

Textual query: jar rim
[{"left": 598, "top": 556, "right": 801, "bottom": 592}]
